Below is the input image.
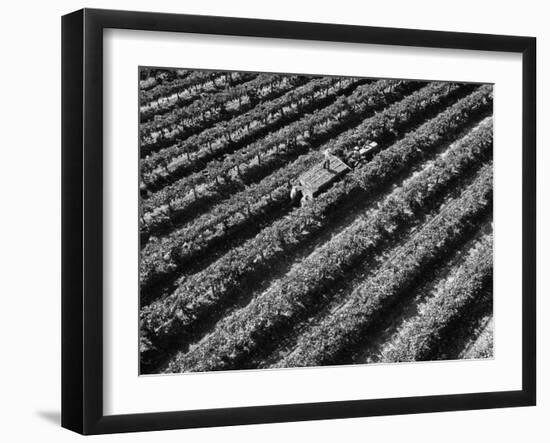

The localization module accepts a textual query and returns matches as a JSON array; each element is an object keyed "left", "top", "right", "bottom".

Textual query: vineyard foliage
[{"left": 138, "top": 67, "right": 494, "bottom": 374}]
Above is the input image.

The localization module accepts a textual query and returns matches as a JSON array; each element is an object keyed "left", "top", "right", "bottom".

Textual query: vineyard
[{"left": 139, "top": 67, "right": 494, "bottom": 374}]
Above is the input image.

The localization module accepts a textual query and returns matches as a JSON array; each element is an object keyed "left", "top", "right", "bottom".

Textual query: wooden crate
[{"left": 298, "top": 156, "right": 350, "bottom": 198}]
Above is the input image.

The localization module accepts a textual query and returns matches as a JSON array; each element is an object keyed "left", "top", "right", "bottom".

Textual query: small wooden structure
[
  {"left": 298, "top": 155, "right": 350, "bottom": 199},
  {"left": 358, "top": 141, "right": 379, "bottom": 157}
]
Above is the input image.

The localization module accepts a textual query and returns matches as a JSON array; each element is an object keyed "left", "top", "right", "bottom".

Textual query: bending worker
[{"left": 290, "top": 185, "right": 302, "bottom": 202}]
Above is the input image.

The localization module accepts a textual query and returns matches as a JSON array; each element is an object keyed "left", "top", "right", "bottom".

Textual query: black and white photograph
[
  {"left": 138, "top": 68, "right": 494, "bottom": 375},
  {"left": 0, "top": 0, "right": 544, "bottom": 438},
  {"left": 53, "top": 3, "right": 540, "bottom": 436}
]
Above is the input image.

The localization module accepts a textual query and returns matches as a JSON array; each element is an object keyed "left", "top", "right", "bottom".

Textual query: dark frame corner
[{"left": 62, "top": 8, "right": 536, "bottom": 435}]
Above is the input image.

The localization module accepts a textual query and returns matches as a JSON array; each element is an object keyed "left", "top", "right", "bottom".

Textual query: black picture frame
[{"left": 62, "top": 8, "right": 536, "bottom": 435}]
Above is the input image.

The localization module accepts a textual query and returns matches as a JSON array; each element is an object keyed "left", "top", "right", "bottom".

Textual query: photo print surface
[{"left": 138, "top": 67, "right": 494, "bottom": 375}]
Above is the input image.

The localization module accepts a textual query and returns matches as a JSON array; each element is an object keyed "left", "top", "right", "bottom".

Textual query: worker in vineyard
[
  {"left": 290, "top": 185, "right": 302, "bottom": 203},
  {"left": 323, "top": 147, "right": 332, "bottom": 171}
]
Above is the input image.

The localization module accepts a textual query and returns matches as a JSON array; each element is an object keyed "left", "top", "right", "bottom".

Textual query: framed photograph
[{"left": 62, "top": 8, "right": 536, "bottom": 435}]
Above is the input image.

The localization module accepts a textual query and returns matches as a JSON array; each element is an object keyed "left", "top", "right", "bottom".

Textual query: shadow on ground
[{"left": 36, "top": 410, "right": 60, "bottom": 426}]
